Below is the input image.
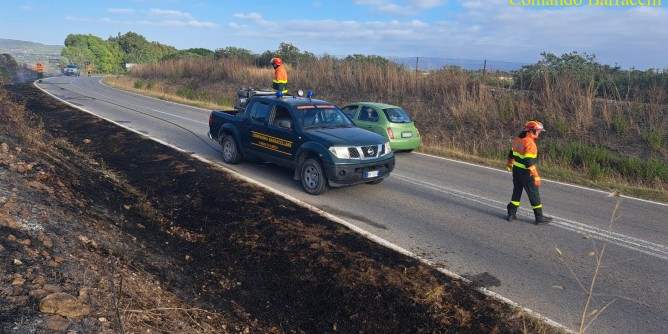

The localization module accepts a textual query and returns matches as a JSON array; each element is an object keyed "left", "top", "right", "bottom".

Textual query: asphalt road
[{"left": 37, "top": 76, "right": 668, "bottom": 334}]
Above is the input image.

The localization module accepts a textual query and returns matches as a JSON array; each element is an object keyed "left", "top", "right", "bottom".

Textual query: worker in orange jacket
[
  {"left": 36, "top": 63, "right": 44, "bottom": 83},
  {"left": 506, "top": 120, "right": 553, "bottom": 225},
  {"left": 270, "top": 57, "right": 288, "bottom": 94}
]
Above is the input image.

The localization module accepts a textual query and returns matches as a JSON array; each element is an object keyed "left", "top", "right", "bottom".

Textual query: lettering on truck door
[
  {"left": 257, "top": 104, "right": 297, "bottom": 166},
  {"left": 242, "top": 101, "right": 271, "bottom": 155},
  {"left": 246, "top": 102, "right": 296, "bottom": 166}
]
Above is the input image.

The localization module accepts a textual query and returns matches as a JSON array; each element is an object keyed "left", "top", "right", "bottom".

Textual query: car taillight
[
  {"left": 209, "top": 114, "right": 212, "bottom": 128},
  {"left": 387, "top": 128, "right": 394, "bottom": 139}
]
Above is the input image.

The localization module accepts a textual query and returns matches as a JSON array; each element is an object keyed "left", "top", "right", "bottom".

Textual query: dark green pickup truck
[{"left": 207, "top": 92, "right": 395, "bottom": 194}]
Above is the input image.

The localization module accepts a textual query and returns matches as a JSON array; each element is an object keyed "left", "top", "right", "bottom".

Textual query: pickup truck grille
[{"left": 347, "top": 144, "right": 385, "bottom": 159}]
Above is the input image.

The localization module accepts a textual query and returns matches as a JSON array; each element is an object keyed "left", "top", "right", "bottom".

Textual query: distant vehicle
[
  {"left": 208, "top": 90, "right": 395, "bottom": 195},
  {"left": 62, "top": 64, "right": 80, "bottom": 76},
  {"left": 341, "top": 102, "right": 422, "bottom": 152}
]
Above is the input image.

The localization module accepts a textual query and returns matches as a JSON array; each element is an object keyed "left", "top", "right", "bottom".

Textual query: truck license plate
[
  {"left": 365, "top": 170, "right": 379, "bottom": 178},
  {"left": 401, "top": 131, "right": 413, "bottom": 138}
]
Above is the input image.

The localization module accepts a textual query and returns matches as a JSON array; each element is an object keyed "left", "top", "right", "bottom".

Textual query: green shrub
[
  {"left": 618, "top": 156, "right": 642, "bottom": 180},
  {"left": 559, "top": 142, "right": 617, "bottom": 180},
  {"left": 612, "top": 116, "right": 629, "bottom": 134},
  {"left": 497, "top": 96, "right": 515, "bottom": 124},
  {"left": 641, "top": 157, "right": 668, "bottom": 182},
  {"left": 133, "top": 80, "right": 144, "bottom": 89},
  {"left": 641, "top": 129, "right": 665, "bottom": 151},
  {"left": 554, "top": 118, "right": 569, "bottom": 137},
  {"left": 588, "top": 163, "right": 606, "bottom": 180},
  {"left": 177, "top": 87, "right": 198, "bottom": 100},
  {"left": 217, "top": 96, "right": 234, "bottom": 106}
]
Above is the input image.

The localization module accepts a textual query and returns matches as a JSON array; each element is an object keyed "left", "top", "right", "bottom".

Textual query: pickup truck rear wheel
[
  {"left": 301, "top": 158, "right": 329, "bottom": 195},
  {"left": 221, "top": 135, "right": 242, "bottom": 164}
]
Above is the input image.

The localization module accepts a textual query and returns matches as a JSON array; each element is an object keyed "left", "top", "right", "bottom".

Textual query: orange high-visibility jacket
[
  {"left": 273, "top": 65, "right": 288, "bottom": 92},
  {"left": 508, "top": 132, "right": 538, "bottom": 172}
]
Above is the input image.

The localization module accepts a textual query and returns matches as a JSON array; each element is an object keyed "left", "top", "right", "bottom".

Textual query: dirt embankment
[{"left": 1, "top": 83, "right": 565, "bottom": 333}]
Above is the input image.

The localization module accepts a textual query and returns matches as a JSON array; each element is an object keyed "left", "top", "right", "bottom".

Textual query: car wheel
[
  {"left": 301, "top": 158, "right": 329, "bottom": 195},
  {"left": 221, "top": 135, "right": 242, "bottom": 164},
  {"left": 366, "top": 178, "right": 384, "bottom": 185}
]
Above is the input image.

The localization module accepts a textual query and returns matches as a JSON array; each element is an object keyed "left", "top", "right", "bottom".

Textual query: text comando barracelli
[{"left": 509, "top": 0, "right": 661, "bottom": 6}]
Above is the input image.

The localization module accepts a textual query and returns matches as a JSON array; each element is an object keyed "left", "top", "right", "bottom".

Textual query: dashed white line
[{"left": 393, "top": 173, "right": 668, "bottom": 261}]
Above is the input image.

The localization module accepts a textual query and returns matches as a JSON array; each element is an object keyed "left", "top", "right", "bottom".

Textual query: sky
[{"left": 1, "top": 0, "right": 667, "bottom": 70}]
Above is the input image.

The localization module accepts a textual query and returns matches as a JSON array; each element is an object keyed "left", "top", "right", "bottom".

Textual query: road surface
[{"left": 37, "top": 76, "right": 668, "bottom": 334}]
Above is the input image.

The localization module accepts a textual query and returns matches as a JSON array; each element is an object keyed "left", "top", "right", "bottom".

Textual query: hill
[{"left": 0, "top": 38, "right": 63, "bottom": 70}]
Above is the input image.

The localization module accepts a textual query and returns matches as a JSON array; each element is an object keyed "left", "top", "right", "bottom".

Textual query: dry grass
[
  {"left": 554, "top": 194, "right": 623, "bottom": 333},
  {"left": 114, "top": 57, "right": 668, "bottom": 202}
]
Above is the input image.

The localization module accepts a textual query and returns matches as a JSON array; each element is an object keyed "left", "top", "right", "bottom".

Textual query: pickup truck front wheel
[
  {"left": 301, "top": 158, "right": 329, "bottom": 195},
  {"left": 221, "top": 135, "right": 242, "bottom": 164}
]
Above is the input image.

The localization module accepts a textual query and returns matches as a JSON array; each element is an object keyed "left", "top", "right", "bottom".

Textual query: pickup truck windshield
[{"left": 298, "top": 106, "right": 354, "bottom": 129}]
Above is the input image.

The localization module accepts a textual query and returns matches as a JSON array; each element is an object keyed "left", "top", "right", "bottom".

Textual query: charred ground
[{"left": 0, "top": 83, "right": 565, "bottom": 333}]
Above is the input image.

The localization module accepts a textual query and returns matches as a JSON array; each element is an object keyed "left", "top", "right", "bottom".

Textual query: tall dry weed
[
  {"left": 122, "top": 57, "right": 668, "bottom": 189},
  {"left": 0, "top": 85, "right": 37, "bottom": 143}
]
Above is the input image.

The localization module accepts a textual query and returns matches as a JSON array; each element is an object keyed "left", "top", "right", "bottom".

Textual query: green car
[{"left": 341, "top": 102, "right": 421, "bottom": 152}]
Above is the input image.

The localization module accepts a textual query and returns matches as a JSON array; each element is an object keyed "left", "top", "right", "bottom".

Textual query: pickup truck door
[
  {"left": 261, "top": 104, "right": 299, "bottom": 167},
  {"left": 244, "top": 101, "right": 298, "bottom": 166},
  {"left": 241, "top": 100, "right": 272, "bottom": 155}
]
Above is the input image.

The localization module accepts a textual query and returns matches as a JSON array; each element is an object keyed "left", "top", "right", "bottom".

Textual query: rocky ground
[{"left": 0, "top": 83, "right": 566, "bottom": 333}]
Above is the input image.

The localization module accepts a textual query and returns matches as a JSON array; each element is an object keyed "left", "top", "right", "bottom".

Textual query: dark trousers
[{"left": 508, "top": 168, "right": 543, "bottom": 216}]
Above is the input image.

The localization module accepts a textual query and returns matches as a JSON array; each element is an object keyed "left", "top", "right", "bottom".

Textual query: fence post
[
  {"left": 482, "top": 59, "right": 487, "bottom": 81},
  {"left": 415, "top": 57, "right": 419, "bottom": 76}
]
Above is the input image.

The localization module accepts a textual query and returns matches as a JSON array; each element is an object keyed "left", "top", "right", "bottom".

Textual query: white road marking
[
  {"left": 70, "top": 78, "right": 208, "bottom": 125},
  {"left": 393, "top": 173, "right": 668, "bottom": 261},
  {"left": 414, "top": 151, "right": 668, "bottom": 207}
]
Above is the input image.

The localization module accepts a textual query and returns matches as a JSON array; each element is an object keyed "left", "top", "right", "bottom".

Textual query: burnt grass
[{"left": 2, "top": 83, "right": 565, "bottom": 333}]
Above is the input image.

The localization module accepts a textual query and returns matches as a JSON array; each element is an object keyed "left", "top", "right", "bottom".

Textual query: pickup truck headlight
[
  {"left": 329, "top": 146, "right": 350, "bottom": 159},
  {"left": 382, "top": 141, "right": 392, "bottom": 156}
]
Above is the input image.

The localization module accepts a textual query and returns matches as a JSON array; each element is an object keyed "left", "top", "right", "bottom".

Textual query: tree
[
  {"left": 62, "top": 34, "right": 124, "bottom": 73},
  {"left": 160, "top": 48, "right": 213, "bottom": 61},
  {"left": 343, "top": 54, "right": 389, "bottom": 66},
  {"left": 108, "top": 32, "right": 177, "bottom": 64},
  {"left": 511, "top": 52, "right": 668, "bottom": 103},
  {"left": 214, "top": 47, "right": 256, "bottom": 61},
  {"left": 258, "top": 42, "right": 317, "bottom": 67}
]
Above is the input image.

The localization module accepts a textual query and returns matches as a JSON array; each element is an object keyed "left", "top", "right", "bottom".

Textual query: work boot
[
  {"left": 534, "top": 215, "right": 553, "bottom": 225},
  {"left": 533, "top": 208, "right": 552, "bottom": 225},
  {"left": 506, "top": 202, "right": 518, "bottom": 222}
]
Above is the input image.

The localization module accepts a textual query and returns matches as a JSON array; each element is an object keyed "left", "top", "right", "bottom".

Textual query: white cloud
[
  {"left": 408, "top": 0, "right": 448, "bottom": 9},
  {"left": 353, "top": 0, "right": 446, "bottom": 14},
  {"left": 353, "top": 0, "right": 387, "bottom": 4},
  {"left": 223, "top": 3, "right": 666, "bottom": 69},
  {"left": 461, "top": 1, "right": 484, "bottom": 9},
  {"left": 188, "top": 20, "right": 218, "bottom": 29},
  {"left": 378, "top": 4, "right": 414, "bottom": 15},
  {"left": 148, "top": 8, "right": 193, "bottom": 20},
  {"left": 108, "top": 8, "right": 135, "bottom": 15},
  {"left": 233, "top": 12, "right": 263, "bottom": 21},
  {"left": 227, "top": 23, "right": 248, "bottom": 30}
]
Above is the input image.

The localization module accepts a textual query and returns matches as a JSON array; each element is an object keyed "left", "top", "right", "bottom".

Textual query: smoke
[{"left": 0, "top": 53, "right": 38, "bottom": 84}]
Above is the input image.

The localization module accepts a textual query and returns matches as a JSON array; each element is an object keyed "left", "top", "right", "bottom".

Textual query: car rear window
[{"left": 383, "top": 108, "right": 412, "bottom": 123}]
